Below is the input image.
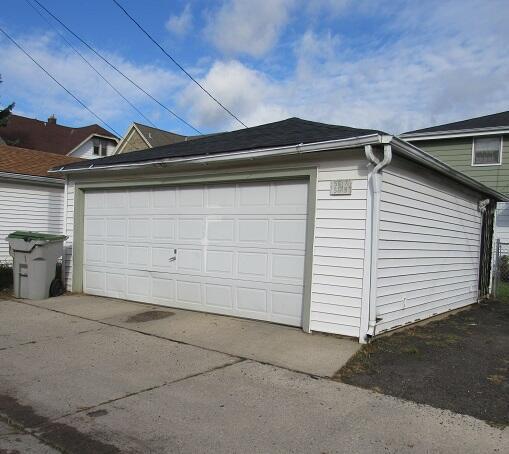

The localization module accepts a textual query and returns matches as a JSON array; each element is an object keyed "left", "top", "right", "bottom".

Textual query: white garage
[
  {"left": 54, "top": 118, "right": 506, "bottom": 342},
  {"left": 83, "top": 180, "right": 309, "bottom": 326}
]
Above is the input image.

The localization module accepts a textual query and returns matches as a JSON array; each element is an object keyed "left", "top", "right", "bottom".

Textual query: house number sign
[{"left": 330, "top": 179, "right": 352, "bottom": 196}]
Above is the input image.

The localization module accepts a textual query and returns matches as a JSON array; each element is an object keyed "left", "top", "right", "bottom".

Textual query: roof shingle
[
  {"left": 404, "top": 111, "right": 509, "bottom": 135},
  {"left": 57, "top": 117, "right": 382, "bottom": 171},
  {"left": 0, "top": 114, "right": 118, "bottom": 155},
  {"left": 0, "top": 144, "right": 83, "bottom": 179}
]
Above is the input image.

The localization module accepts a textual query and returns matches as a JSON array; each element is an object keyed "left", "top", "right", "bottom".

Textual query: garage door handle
[{"left": 168, "top": 257, "right": 176, "bottom": 262}]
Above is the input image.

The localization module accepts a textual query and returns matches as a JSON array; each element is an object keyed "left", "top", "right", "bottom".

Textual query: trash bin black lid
[{"left": 7, "top": 231, "right": 68, "bottom": 242}]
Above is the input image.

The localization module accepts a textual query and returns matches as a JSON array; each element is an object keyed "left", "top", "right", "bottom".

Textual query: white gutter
[
  {"left": 49, "top": 132, "right": 507, "bottom": 202},
  {"left": 400, "top": 125, "right": 509, "bottom": 141},
  {"left": 361, "top": 143, "right": 392, "bottom": 342},
  {"left": 49, "top": 134, "right": 383, "bottom": 174},
  {"left": 0, "top": 171, "right": 64, "bottom": 186}
]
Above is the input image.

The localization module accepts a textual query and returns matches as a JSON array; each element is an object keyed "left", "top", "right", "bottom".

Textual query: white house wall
[
  {"left": 375, "top": 156, "right": 483, "bottom": 333},
  {"left": 63, "top": 151, "right": 369, "bottom": 338},
  {"left": 494, "top": 202, "right": 509, "bottom": 241},
  {"left": 0, "top": 180, "right": 64, "bottom": 262},
  {"left": 69, "top": 139, "right": 116, "bottom": 159}
]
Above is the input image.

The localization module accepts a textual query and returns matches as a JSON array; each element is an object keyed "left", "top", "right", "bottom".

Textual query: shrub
[{"left": 0, "top": 261, "right": 13, "bottom": 290}]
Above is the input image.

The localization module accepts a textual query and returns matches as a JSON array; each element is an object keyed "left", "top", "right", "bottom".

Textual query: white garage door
[{"left": 83, "top": 180, "right": 309, "bottom": 326}]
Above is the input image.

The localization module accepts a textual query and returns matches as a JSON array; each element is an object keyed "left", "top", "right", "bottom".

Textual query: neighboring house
[
  {"left": 52, "top": 117, "right": 506, "bottom": 343},
  {"left": 115, "top": 122, "right": 186, "bottom": 154},
  {"left": 0, "top": 144, "right": 82, "bottom": 261},
  {"left": 400, "top": 110, "right": 509, "bottom": 247},
  {"left": 0, "top": 113, "right": 118, "bottom": 159},
  {"left": 400, "top": 111, "right": 509, "bottom": 195}
]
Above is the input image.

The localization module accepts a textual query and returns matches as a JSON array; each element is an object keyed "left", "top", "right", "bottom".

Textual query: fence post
[{"left": 494, "top": 239, "right": 501, "bottom": 298}]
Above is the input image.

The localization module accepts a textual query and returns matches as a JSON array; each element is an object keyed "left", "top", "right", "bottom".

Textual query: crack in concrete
[
  {"left": 12, "top": 299, "right": 331, "bottom": 379},
  {"left": 0, "top": 328, "right": 105, "bottom": 353},
  {"left": 49, "top": 358, "right": 246, "bottom": 423}
]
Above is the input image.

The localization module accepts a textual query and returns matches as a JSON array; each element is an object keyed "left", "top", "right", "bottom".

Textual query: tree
[{"left": 0, "top": 75, "right": 14, "bottom": 127}]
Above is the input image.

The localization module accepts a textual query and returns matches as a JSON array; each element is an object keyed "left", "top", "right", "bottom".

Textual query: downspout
[{"left": 362, "top": 143, "right": 392, "bottom": 341}]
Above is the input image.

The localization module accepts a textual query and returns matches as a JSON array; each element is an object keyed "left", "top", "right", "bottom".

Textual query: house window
[
  {"left": 472, "top": 137, "right": 502, "bottom": 166},
  {"left": 93, "top": 139, "right": 100, "bottom": 155},
  {"left": 93, "top": 139, "right": 109, "bottom": 156}
]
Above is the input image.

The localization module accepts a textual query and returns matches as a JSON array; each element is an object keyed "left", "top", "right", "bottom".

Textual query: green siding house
[{"left": 400, "top": 111, "right": 509, "bottom": 196}]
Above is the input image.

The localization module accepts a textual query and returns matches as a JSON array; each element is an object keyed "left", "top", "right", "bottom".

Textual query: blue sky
[{"left": 1, "top": 0, "right": 508, "bottom": 137}]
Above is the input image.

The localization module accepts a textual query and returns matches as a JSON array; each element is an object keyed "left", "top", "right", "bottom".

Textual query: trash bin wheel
[{"left": 49, "top": 277, "right": 64, "bottom": 297}]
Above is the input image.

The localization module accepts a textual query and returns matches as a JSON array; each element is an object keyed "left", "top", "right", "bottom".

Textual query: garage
[
  {"left": 83, "top": 180, "right": 309, "bottom": 326},
  {"left": 54, "top": 117, "right": 506, "bottom": 342}
]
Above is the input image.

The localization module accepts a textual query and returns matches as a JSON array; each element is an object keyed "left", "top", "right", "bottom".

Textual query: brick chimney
[{"left": 47, "top": 114, "right": 57, "bottom": 125}]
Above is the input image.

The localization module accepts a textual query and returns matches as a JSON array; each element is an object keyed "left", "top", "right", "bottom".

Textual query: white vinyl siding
[
  {"left": 63, "top": 179, "right": 75, "bottom": 289},
  {"left": 63, "top": 152, "right": 369, "bottom": 337},
  {"left": 310, "top": 161, "right": 368, "bottom": 337},
  {"left": 376, "top": 156, "right": 482, "bottom": 333},
  {"left": 0, "top": 180, "right": 64, "bottom": 262},
  {"left": 494, "top": 202, "right": 509, "bottom": 241}
]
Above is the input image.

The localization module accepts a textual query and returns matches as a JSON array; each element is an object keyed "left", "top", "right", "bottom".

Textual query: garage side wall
[
  {"left": 375, "top": 156, "right": 483, "bottom": 333},
  {"left": 310, "top": 160, "right": 368, "bottom": 337},
  {"left": 63, "top": 179, "right": 75, "bottom": 289},
  {"left": 63, "top": 152, "right": 369, "bottom": 338},
  {"left": 0, "top": 180, "right": 64, "bottom": 262}
]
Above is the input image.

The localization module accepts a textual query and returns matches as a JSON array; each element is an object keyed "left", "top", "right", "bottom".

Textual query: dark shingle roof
[
  {"left": 134, "top": 123, "right": 186, "bottom": 147},
  {"left": 404, "top": 111, "right": 509, "bottom": 135},
  {"left": 56, "top": 117, "right": 382, "bottom": 171},
  {"left": 0, "top": 114, "right": 118, "bottom": 155}
]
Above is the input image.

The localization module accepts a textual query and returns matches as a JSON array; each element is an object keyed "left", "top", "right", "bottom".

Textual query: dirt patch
[
  {"left": 336, "top": 300, "right": 509, "bottom": 427},
  {"left": 0, "top": 394, "right": 120, "bottom": 453},
  {"left": 126, "top": 310, "right": 174, "bottom": 323}
]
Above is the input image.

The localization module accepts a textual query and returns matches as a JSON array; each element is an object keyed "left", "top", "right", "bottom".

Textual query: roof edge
[
  {"left": 51, "top": 133, "right": 384, "bottom": 173},
  {"left": 400, "top": 125, "right": 509, "bottom": 141},
  {"left": 0, "top": 171, "right": 64, "bottom": 186}
]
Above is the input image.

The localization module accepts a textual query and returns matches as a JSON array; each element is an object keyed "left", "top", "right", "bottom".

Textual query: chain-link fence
[{"left": 492, "top": 240, "right": 509, "bottom": 299}]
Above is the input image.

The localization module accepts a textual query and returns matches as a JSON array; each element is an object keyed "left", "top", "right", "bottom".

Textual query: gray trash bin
[{"left": 7, "top": 231, "right": 68, "bottom": 300}]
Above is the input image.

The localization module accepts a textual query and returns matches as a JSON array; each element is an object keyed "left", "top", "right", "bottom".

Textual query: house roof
[
  {"left": 133, "top": 123, "right": 187, "bottom": 147},
  {"left": 402, "top": 111, "right": 509, "bottom": 136},
  {"left": 0, "top": 114, "right": 118, "bottom": 155},
  {"left": 57, "top": 117, "right": 382, "bottom": 171},
  {"left": 0, "top": 144, "right": 83, "bottom": 179}
]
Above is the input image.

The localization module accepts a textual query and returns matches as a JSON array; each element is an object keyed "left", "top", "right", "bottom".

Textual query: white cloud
[
  {"left": 165, "top": 5, "right": 192, "bottom": 37},
  {"left": 183, "top": 0, "right": 509, "bottom": 134},
  {"left": 0, "top": 32, "right": 187, "bottom": 133},
  {"left": 204, "top": 0, "right": 295, "bottom": 57},
  {"left": 180, "top": 60, "right": 288, "bottom": 129}
]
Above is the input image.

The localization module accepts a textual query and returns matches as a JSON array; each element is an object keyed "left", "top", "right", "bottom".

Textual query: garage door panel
[
  {"left": 207, "top": 185, "right": 235, "bottom": 208},
  {"left": 128, "top": 218, "right": 151, "bottom": 240},
  {"left": 84, "top": 180, "right": 308, "bottom": 327},
  {"left": 106, "top": 218, "right": 126, "bottom": 240}
]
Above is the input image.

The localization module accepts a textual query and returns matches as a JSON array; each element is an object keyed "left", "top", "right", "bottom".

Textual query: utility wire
[
  {"left": 0, "top": 26, "right": 121, "bottom": 136},
  {"left": 31, "top": 0, "right": 202, "bottom": 134},
  {"left": 25, "top": 0, "right": 157, "bottom": 128},
  {"left": 111, "top": 0, "right": 248, "bottom": 129}
]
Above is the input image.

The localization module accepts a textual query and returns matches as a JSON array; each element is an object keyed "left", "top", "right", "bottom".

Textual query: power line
[
  {"left": 111, "top": 0, "right": 248, "bottom": 129},
  {"left": 31, "top": 0, "right": 202, "bottom": 135},
  {"left": 25, "top": 0, "right": 158, "bottom": 128},
  {"left": 0, "top": 26, "right": 121, "bottom": 136}
]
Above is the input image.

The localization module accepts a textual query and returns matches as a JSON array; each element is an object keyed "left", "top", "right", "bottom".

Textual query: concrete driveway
[{"left": 0, "top": 295, "right": 507, "bottom": 453}]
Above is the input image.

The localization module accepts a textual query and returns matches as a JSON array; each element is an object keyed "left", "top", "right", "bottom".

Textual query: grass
[{"left": 495, "top": 281, "right": 509, "bottom": 300}]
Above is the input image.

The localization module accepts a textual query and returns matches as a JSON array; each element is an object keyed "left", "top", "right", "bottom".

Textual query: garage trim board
[{"left": 73, "top": 168, "right": 317, "bottom": 331}]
